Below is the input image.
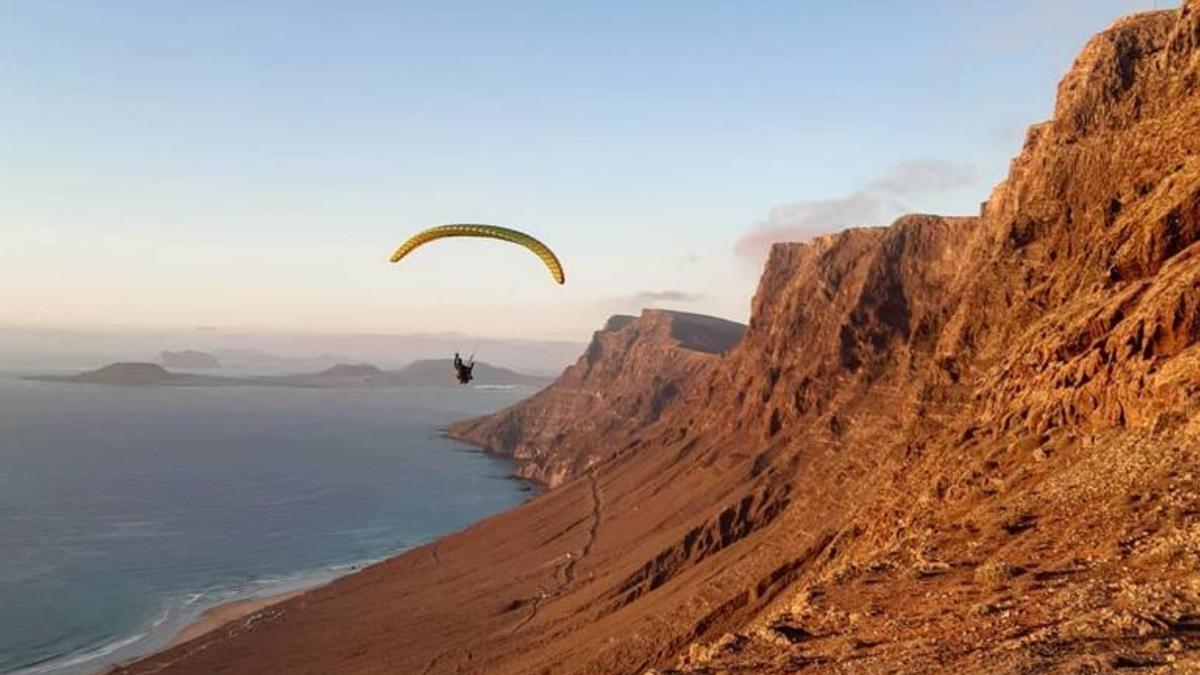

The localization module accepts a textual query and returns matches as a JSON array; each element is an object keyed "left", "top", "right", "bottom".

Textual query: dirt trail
[
  {"left": 563, "top": 470, "right": 601, "bottom": 586},
  {"left": 506, "top": 469, "right": 603, "bottom": 642}
]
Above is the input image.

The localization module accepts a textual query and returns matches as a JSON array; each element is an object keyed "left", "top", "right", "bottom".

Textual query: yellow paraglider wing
[{"left": 389, "top": 224, "right": 565, "bottom": 285}]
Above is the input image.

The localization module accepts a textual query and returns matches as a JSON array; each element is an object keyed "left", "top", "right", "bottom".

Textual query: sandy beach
[{"left": 167, "top": 589, "right": 309, "bottom": 648}]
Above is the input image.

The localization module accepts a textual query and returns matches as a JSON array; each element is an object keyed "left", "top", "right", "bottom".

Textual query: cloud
[
  {"left": 633, "top": 290, "right": 702, "bottom": 303},
  {"left": 734, "top": 159, "right": 977, "bottom": 260},
  {"left": 603, "top": 289, "right": 703, "bottom": 314}
]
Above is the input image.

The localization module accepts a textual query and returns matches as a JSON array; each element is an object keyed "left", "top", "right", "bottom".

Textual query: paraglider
[
  {"left": 453, "top": 352, "right": 474, "bottom": 385},
  {"left": 389, "top": 224, "right": 565, "bottom": 285},
  {"left": 390, "top": 224, "right": 561, "bottom": 385}
]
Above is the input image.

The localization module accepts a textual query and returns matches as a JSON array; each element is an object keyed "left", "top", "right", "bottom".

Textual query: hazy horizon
[{"left": 0, "top": 324, "right": 587, "bottom": 375}]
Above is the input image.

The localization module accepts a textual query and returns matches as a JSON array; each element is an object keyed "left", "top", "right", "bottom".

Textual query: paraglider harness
[{"left": 453, "top": 352, "right": 475, "bottom": 385}]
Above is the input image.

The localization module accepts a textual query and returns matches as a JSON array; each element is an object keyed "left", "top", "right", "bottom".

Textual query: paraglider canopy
[{"left": 389, "top": 224, "right": 565, "bottom": 285}]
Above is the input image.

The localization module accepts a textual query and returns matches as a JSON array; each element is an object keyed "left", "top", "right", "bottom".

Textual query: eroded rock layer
[{"left": 449, "top": 309, "right": 745, "bottom": 486}]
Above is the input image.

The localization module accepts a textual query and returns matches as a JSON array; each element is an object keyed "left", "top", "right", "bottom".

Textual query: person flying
[{"left": 453, "top": 352, "right": 475, "bottom": 385}]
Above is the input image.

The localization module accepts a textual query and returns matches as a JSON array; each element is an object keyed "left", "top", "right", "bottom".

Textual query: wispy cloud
[
  {"left": 633, "top": 290, "right": 702, "bottom": 303},
  {"left": 734, "top": 159, "right": 977, "bottom": 260},
  {"left": 604, "top": 289, "right": 703, "bottom": 314}
]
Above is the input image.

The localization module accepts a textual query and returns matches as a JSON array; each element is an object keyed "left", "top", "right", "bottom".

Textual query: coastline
[
  {"left": 14, "top": 573, "right": 342, "bottom": 675},
  {"left": 125, "top": 440, "right": 542, "bottom": 671},
  {"left": 3, "top": 379, "right": 539, "bottom": 675},
  {"left": 164, "top": 588, "right": 310, "bottom": 649},
  {"left": 152, "top": 437, "right": 542, "bottom": 659},
  {"left": 441, "top": 429, "right": 550, "bottom": 493},
  {"left": 85, "top": 569, "right": 355, "bottom": 675}
]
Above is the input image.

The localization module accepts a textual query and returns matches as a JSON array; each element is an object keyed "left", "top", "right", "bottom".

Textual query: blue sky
[{"left": 1, "top": 0, "right": 1162, "bottom": 340}]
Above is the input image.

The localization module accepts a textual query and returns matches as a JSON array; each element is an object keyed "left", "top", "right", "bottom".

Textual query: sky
[{"left": 1, "top": 0, "right": 1165, "bottom": 342}]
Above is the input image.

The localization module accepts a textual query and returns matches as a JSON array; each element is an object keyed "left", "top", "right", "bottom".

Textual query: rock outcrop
[
  {"left": 118, "top": 3, "right": 1200, "bottom": 674},
  {"left": 449, "top": 309, "right": 745, "bottom": 486}
]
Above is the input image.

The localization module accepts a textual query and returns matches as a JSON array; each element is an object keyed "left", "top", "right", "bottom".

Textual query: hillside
[{"left": 118, "top": 2, "right": 1200, "bottom": 673}]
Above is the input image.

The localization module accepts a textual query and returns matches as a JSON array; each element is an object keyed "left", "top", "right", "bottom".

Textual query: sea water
[{"left": 0, "top": 374, "right": 531, "bottom": 674}]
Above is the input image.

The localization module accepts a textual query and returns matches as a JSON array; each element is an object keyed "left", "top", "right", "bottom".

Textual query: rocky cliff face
[
  {"left": 670, "top": 4, "right": 1200, "bottom": 670},
  {"left": 449, "top": 310, "right": 745, "bottom": 486},
  {"left": 120, "top": 3, "right": 1200, "bottom": 674}
]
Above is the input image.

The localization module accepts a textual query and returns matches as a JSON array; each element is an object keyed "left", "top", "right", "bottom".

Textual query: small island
[
  {"left": 27, "top": 363, "right": 222, "bottom": 386},
  {"left": 25, "top": 359, "right": 553, "bottom": 389}
]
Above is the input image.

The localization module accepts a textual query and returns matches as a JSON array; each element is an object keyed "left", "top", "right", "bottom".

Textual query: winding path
[
  {"left": 426, "top": 471, "right": 605, "bottom": 673},
  {"left": 563, "top": 470, "right": 601, "bottom": 586},
  {"left": 512, "top": 470, "right": 603, "bottom": 635}
]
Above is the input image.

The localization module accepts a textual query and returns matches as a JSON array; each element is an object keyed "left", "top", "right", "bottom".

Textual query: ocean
[{"left": 0, "top": 373, "right": 531, "bottom": 674}]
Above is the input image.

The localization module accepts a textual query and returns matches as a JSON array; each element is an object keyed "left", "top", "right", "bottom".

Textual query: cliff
[
  {"left": 118, "top": 2, "right": 1200, "bottom": 673},
  {"left": 449, "top": 309, "right": 745, "bottom": 486}
]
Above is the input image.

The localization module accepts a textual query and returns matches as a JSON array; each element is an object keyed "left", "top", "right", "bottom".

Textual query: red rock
[{"left": 449, "top": 309, "right": 744, "bottom": 487}]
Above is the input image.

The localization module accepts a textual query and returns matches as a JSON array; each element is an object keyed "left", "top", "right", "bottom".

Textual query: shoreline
[
  {"left": 112, "top": 439, "right": 538, "bottom": 674},
  {"left": 125, "top": 437, "right": 541, "bottom": 671},
  {"left": 16, "top": 578, "right": 337, "bottom": 675},
  {"left": 150, "top": 436, "right": 538, "bottom": 662},
  {"left": 164, "top": 588, "right": 310, "bottom": 649},
  {"left": 3, "top": 380, "right": 538, "bottom": 675},
  {"left": 108, "top": 558, "right": 384, "bottom": 673},
  {"left": 441, "top": 429, "right": 550, "bottom": 493}
]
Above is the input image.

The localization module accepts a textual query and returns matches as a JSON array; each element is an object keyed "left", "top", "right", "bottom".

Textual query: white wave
[
  {"left": 150, "top": 606, "right": 171, "bottom": 629},
  {"left": 14, "top": 632, "right": 147, "bottom": 674}
]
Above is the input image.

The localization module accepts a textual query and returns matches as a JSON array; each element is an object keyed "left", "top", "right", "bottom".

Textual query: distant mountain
[
  {"left": 379, "top": 359, "right": 553, "bottom": 387},
  {"left": 317, "top": 363, "right": 385, "bottom": 378},
  {"left": 160, "top": 350, "right": 220, "bottom": 369},
  {"left": 26, "top": 363, "right": 235, "bottom": 386},
  {"left": 26, "top": 360, "right": 550, "bottom": 389},
  {"left": 0, "top": 328, "right": 584, "bottom": 376},
  {"left": 211, "top": 349, "right": 350, "bottom": 373},
  {"left": 260, "top": 363, "right": 386, "bottom": 388},
  {"left": 264, "top": 360, "right": 552, "bottom": 388}
]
